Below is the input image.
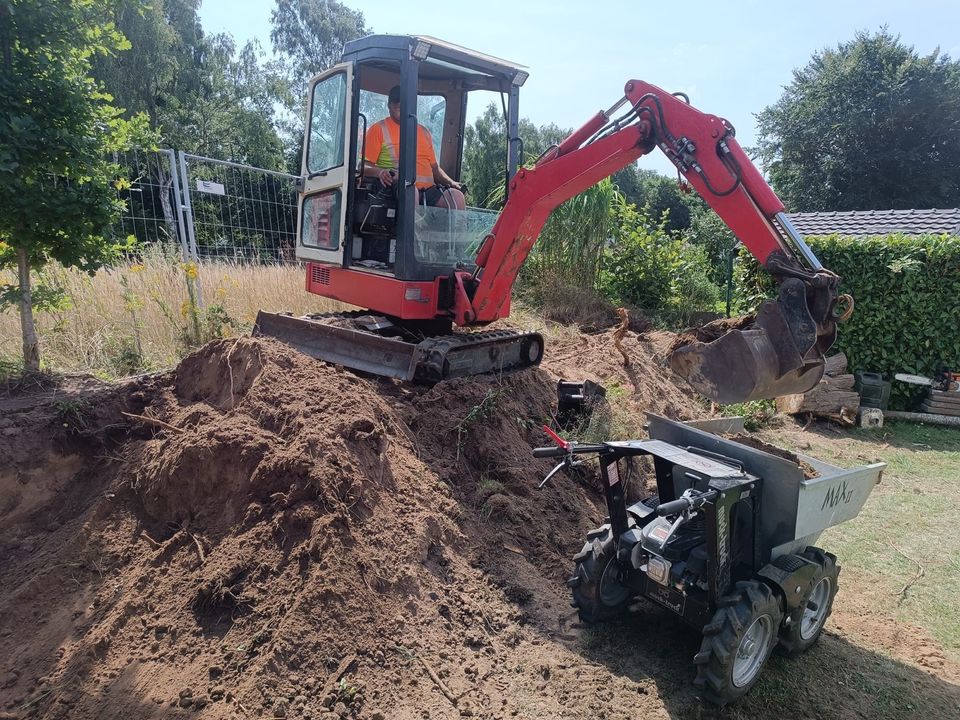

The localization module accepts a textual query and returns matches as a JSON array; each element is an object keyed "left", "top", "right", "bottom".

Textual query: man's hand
[{"left": 377, "top": 168, "right": 396, "bottom": 186}]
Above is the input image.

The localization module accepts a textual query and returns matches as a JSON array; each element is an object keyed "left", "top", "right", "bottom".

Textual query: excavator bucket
[{"left": 668, "top": 278, "right": 829, "bottom": 404}]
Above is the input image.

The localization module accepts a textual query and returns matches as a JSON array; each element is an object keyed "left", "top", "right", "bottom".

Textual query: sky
[{"left": 198, "top": 0, "right": 960, "bottom": 175}]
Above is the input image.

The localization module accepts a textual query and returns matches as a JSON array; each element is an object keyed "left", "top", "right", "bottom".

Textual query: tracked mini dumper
[{"left": 534, "top": 415, "right": 885, "bottom": 705}]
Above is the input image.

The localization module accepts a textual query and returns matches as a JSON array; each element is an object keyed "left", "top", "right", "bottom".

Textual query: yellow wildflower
[
  {"left": 182, "top": 261, "right": 199, "bottom": 280},
  {"left": 129, "top": 263, "right": 145, "bottom": 273}
]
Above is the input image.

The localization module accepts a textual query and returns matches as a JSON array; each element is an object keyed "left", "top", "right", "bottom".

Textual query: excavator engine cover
[{"left": 668, "top": 279, "right": 828, "bottom": 404}]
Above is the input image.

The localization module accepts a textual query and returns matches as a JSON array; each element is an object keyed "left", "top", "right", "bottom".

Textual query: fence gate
[
  {"left": 178, "top": 154, "right": 300, "bottom": 263},
  {"left": 112, "top": 148, "right": 188, "bottom": 257}
]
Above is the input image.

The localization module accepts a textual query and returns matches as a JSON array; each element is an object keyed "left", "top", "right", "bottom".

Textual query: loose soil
[
  {"left": 668, "top": 315, "right": 755, "bottom": 354},
  {"left": 1, "top": 328, "right": 958, "bottom": 720},
  {"left": 725, "top": 434, "right": 820, "bottom": 478}
]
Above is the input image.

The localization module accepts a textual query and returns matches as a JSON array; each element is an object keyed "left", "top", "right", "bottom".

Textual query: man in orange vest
[{"left": 363, "top": 85, "right": 466, "bottom": 210}]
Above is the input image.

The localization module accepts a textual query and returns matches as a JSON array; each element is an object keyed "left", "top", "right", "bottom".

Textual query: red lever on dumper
[{"left": 542, "top": 425, "right": 571, "bottom": 451}]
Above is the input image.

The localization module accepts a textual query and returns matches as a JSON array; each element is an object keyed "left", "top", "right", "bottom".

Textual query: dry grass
[
  {"left": 0, "top": 247, "right": 344, "bottom": 377},
  {"left": 1, "top": 247, "right": 582, "bottom": 379}
]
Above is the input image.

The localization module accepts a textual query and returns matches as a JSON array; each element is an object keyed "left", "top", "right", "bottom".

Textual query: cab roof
[{"left": 342, "top": 34, "right": 528, "bottom": 89}]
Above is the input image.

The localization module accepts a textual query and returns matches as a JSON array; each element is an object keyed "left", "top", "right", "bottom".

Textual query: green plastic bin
[{"left": 855, "top": 371, "right": 891, "bottom": 411}]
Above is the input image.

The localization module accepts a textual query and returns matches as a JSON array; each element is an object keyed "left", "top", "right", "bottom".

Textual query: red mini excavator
[{"left": 255, "top": 35, "right": 851, "bottom": 404}]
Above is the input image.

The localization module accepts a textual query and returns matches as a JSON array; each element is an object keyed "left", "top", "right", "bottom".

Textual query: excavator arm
[{"left": 460, "top": 80, "right": 849, "bottom": 403}]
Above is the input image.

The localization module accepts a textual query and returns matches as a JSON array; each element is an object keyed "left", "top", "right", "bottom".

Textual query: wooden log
[
  {"left": 930, "top": 389, "right": 960, "bottom": 398},
  {"left": 920, "top": 401, "right": 960, "bottom": 417},
  {"left": 922, "top": 393, "right": 960, "bottom": 409},
  {"left": 823, "top": 353, "right": 848, "bottom": 377},
  {"left": 883, "top": 410, "right": 960, "bottom": 427},
  {"left": 823, "top": 374, "right": 855, "bottom": 391},
  {"left": 777, "top": 387, "right": 860, "bottom": 415}
]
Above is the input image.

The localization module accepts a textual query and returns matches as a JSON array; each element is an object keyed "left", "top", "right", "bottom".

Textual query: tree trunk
[{"left": 16, "top": 246, "right": 41, "bottom": 372}]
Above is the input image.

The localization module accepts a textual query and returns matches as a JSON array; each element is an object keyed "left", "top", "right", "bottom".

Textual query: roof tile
[{"left": 786, "top": 208, "right": 960, "bottom": 237}]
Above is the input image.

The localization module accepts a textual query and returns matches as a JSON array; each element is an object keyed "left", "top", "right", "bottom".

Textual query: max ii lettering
[{"left": 821, "top": 480, "right": 854, "bottom": 510}]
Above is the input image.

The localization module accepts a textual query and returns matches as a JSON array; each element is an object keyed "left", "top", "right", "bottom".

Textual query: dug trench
[{"left": 1, "top": 333, "right": 958, "bottom": 720}]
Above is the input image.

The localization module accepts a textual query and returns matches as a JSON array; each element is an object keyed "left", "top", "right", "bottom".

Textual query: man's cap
[{"left": 388, "top": 85, "right": 402, "bottom": 105}]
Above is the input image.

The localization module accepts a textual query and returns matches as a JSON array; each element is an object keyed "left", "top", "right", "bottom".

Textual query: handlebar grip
[
  {"left": 533, "top": 447, "right": 569, "bottom": 458},
  {"left": 656, "top": 498, "right": 691, "bottom": 516}
]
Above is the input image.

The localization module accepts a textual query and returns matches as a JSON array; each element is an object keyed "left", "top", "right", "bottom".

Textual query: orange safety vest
[{"left": 365, "top": 118, "right": 436, "bottom": 189}]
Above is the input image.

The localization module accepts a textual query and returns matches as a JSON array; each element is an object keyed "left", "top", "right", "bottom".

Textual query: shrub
[
  {"left": 600, "top": 199, "right": 720, "bottom": 323},
  {"left": 737, "top": 233, "right": 960, "bottom": 408}
]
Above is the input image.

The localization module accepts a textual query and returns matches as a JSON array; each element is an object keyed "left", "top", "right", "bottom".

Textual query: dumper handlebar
[
  {"left": 656, "top": 489, "right": 717, "bottom": 517},
  {"left": 532, "top": 443, "right": 606, "bottom": 458},
  {"left": 533, "top": 440, "right": 719, "bottom": 517}
]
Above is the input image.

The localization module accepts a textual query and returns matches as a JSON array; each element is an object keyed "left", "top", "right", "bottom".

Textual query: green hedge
[{"left": 737, "top": 234, "right": 960, "bottom": 409}]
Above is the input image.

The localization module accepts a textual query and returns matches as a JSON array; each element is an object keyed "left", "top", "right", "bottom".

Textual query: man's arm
[
  {"left": 364, "top": 160, "right": 396, "bottom": 185},
  {"left": 431, "top": 162, "right": 461, "bottom": 190}
]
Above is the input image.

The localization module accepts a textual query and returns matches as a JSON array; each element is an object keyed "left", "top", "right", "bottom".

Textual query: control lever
[
  {"left": 656, "top": 489, "right": 717, "bottom": 517},
  {"left": 537, "top": 454, "right": 585, "bottom": 489},
  {"left": 654, "top": 488, "right": 718, "bottom": 547}
]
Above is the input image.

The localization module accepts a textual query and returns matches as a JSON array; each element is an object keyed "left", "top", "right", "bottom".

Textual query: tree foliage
[
  {"left": 0, "top": 0, "right": 153, "bottom": 370},
  {"left": 462, "top": 103, "right": 569, "bottom": 210},
  {"left": 270, "top": 0, "right": 367, "bottom": 164},
  {"left": 601, "top": 198, "right": 719, "bottom": 321},
  {"left": 612, "top": 167, "right": 693, "bottom": 233},
  {"left": 92, "top": 0, "right": 285, "bottom": 168},
  {"left": 756, "top": 29, "right": 960, "bottom": 212},
  {"left": 271, "top": 0, "right": 367, "bottom": 84}
]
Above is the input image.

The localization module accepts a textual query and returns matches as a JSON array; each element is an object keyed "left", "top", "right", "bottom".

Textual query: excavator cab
[{"left": 294, "top": 34, "right": 526, "bottom": 317}]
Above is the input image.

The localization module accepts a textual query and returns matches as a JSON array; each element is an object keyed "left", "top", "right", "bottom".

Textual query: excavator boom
[{"left": 459, "top": 80, "right": 846, "bottom": 402}]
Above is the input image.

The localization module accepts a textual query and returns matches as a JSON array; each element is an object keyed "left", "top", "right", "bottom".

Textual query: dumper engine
[{"left": 638, "top": 511, "right": 710, "bottom": 592}]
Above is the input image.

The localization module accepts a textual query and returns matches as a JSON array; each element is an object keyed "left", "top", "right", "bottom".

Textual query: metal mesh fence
[
  {"left": 180, "top": 154, "right": 299, "bottom": 263},
  {"left": 111, "top": 148, "right": 299, "bottom": 264},
  {"left": 112, "top": 148, "right": 182, "bottom": 250}
]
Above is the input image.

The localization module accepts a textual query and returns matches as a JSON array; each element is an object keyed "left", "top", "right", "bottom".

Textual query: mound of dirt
[
  {"left": 0, "top": 327, "right": 708, "bottom": 720},
  {"left": 3, "top": 330, "right": 956, "bottom": 719}
]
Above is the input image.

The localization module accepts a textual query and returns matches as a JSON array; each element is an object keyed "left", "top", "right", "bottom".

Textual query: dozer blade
[
  {"left": 254, "top": 311, "right": 420, "bottom": 380},
  {"left": 253, "top": 311, "right": 544, "bottom": 383},
  {"left": 668, "top": 278, "right": 828, "bottom": 404}
]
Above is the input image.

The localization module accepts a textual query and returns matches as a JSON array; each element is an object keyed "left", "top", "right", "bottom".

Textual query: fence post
[
  {"left": 177, "top": 150, "right": 204, "bottom": 309},
  {"left": 164, "top": 148, "right": 190, "bottom": 262}
]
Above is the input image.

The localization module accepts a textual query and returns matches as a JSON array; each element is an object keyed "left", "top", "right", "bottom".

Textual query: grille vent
[{"left": 311, "top": 265, "right": 331, "bottom": 286}]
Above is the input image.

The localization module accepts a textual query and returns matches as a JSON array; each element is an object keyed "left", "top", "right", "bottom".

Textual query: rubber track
[{"left": 416, "top": 329, "right": 543, "bottom": 381}]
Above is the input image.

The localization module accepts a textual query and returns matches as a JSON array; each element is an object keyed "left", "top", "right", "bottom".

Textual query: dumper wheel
[
  {"left": 568, "top": 525, "right": 632, "bottom": 624},
  {"left": 778, "top": 547, "right": 839, "bottom": 656},
  {"left": 694, "top": 580, "right": 782, "bottom": 706}
]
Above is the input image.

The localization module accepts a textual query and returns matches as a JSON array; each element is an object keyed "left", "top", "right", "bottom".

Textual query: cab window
[
  {"left": 357, "top": 90, "right": 445, "bottom": 159},
  {"left": 307, "top": 73, "right": 347, "bottom": 174}
]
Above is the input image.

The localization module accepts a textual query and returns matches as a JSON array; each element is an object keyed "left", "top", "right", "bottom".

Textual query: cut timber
[
  {"left": 777, "top": 372, "right": 859, "bottom": 417},
  {"left": 920, "top": 401, "right": 960, "bottom": 417},
  {"left": 922, "top": 393, "right": 960, "bottom": 408},
  {"left": 777, "top": 354, "right": 855, "bottom": 420},
  {"left": 823, "top": 352, "right": 848, "bottom": 377},
  {"left": 931, "top": 389, "right": 960, "bottom": 398},
  {"left": 884, "top": 410, "right": 960, "bottom": 427}
]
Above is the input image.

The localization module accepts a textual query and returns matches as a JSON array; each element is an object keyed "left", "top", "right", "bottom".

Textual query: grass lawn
[{"left": 763, "top": 420, "right": 960, "bottom": 660}]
